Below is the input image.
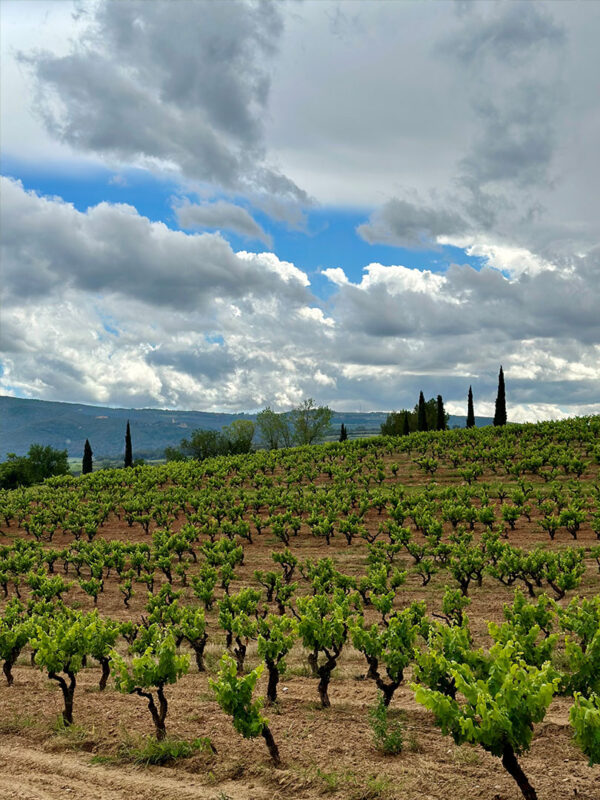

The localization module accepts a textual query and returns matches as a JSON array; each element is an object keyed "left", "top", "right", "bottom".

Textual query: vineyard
[{"left": 1, "top": 418, "right": 600, "bottom": 800}]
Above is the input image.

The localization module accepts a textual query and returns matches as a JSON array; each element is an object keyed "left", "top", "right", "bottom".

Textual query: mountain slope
[{"left": 0, "top": 396, "right": 492, "bottom": 459}]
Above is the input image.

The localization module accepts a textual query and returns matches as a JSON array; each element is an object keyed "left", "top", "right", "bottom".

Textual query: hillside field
[{"left": 1, "top": 419, "right": 599, "bottom": 800}]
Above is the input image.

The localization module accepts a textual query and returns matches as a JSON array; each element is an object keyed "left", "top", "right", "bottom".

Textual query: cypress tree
[
  {"left": 417, "top": 391, "right": 428, "bottom": 432},
  {"left": 82, "top": 439, "right": 93, "bottom": 474},
  {"left": 493, "top": 366, "right": 507, "bottom": 426},
  {"left": 339, "top": 423, "right": 348, "bottom": 442},
  {"left": 402, "top": 410, "right": 410, "bottom": 436},
  {"left": 124, "top": 420, "right": 133, "bottom": 468},
  {"left": 436, "top": 395, "right": 446, "bottom": 431},
  {"left": 466, "top": 386, "right": 475, "bottom": 429}
]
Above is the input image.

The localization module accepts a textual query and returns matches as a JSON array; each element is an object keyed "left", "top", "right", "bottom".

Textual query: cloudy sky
[{"left": 1, "top": 0, "right": 599, "bottom": 420}]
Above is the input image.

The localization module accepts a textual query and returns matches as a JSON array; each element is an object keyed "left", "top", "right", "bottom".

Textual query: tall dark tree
[
  {"left": 339, "top": 423, "right": 348, "bottom": 442},
  {"left": 466, "top": 386, "right": 475, "bottom": 429},
  {"left": 493, "top": 366, "right": 507, "bottom": 427},
  {"left": 82, "top": 439, "right": 93, "bottom": 474},
  {"left": 417, "top": 391, "right": 428, "bottom": 432},
  {"left": 436, "top": 395, "right": 447, "bottom": 431},
  {"left": 380, "top": 412, "right": 402, "bottom": 436},
  {"left": 124, "top": 421, "right": 133, "bottom": 468},
  {"left": 381, "top": 399, "right": 446, "bottom": 437}
]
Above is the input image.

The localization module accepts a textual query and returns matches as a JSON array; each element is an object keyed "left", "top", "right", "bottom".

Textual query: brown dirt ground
[{"left": 1, "top": 459, "right": 599, "bottom": 800}]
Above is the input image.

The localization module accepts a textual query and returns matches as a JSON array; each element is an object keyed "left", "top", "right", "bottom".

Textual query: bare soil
[{"left": 1, "top": 457, "right": 599, "bottom": 800}]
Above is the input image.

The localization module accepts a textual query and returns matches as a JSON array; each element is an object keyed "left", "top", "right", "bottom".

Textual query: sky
[{"left": 1, "top": 0, "right": 599, "bottom": 421}]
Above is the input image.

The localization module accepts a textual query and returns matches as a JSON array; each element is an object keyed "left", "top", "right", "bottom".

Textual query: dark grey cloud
[
  {"left": 173, "top": 199, "right": 272, "bottom": 246},
  {"left": 506, "top": 378, "right": 600, "bottom": 407},
  {"left": 3, "top": 236, "right": 598, "bottom": 416},
  {"left": 459, "top": 81, "right": 562, "bottom": 192},
  {"left": 249, "top": 193, "right": 309, "bottom": 230},
  {"left": 146, "top": 346, "right": 236, "bottom": 383},
  {"left": 326, "top": 253, "right": 600, "bottom": 347},
  {"left": 444, "top": 1, "right": 564, "bottom": 65},
  {"left": 357, "top": 198, "right": 470, "bottom": 248},
  {"left": 357, "top": 1, "right": 568, "bottom": 246},
  {"left": 21, "top": 0, "right": 308, "bottom": 203},
  {"left": 1, "top": 177, "right": 309, "bottom": 311},
  {"left": 325, "top": 323, "right": 600, "bottom": 417},
  {"left": 448, "top": 2, "right": 567, "bottom": 240}
]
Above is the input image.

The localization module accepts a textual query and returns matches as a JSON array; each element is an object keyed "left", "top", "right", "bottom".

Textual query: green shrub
[
  {"left": 117, "top": 735, "right": 214, "bottom": 765},
  {"left": 368, "top": 694, "right": 403, "bottom": 755},
  {"left": 570, "top": 692, "right": 600, "bottom": 766}
]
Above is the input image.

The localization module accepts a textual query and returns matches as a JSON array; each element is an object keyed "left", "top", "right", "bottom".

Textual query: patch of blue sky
[
  {"left": 2, "top": 156, "right": 182, "bottom": 224},
  {"left": 228, "top": 207, "right": 489, "bottom": 298},
  {"left": 205, "top": 334, "right": 225, "bottom": 346},
  {"left": 3, "top": 158, "right": 488, "bottom": 300},
  {"left": 101, "top": 321, "right": 119, "bottom": 337},
  {"left": 0, "top": 369, "right": 25, "bottom": 398},
  {"left": 93, "top": 306, "right": 120, "bottom": 339},
  {"left": 0, "top": 365, "right": 24, "bottom": 399}
]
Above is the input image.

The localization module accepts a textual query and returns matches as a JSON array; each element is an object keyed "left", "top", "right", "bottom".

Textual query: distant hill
[{"left": 0, "top": 396, "right": 493, "bottom": 460}]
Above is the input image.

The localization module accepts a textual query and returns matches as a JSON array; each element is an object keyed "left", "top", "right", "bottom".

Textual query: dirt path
[{"left": 0, "top": 738, "right": 271, "bottom": 800}]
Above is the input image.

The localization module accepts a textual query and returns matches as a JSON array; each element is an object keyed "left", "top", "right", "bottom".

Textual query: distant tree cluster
[
  {"left": 254, "top": 407, "right": 294, "bottom": 450},
  {"left": 0, "top": 444, "right": 69, "bottom": 489},
  {"left": 0, "top": 418, "right": 147, "bottom": 486},
  {"left": 165, "top": 419, "right": 256, "bottom": 462},
  {"left": 381, "top": 367, "right": 508, "bottom": 438},
  {"left": 255, "top": 399, "right": 332, "bottom": 450},
  {"left": 165, "top": 398, "right": 334, "bottom": 461},
  {"left": 381, "top": 394, "right": 448, "bottom": 436}
]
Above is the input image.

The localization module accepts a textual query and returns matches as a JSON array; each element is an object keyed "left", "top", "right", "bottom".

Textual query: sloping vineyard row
[{"left": 1, "top": 417, "right": 599, "bottom": 800}]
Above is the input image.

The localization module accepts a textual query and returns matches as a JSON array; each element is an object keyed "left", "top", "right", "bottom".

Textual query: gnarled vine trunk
[
  {"left": 261, "top": 724, "right": 281, "bottom": 765},
  {"left": 3, "top": 645, "right": 21, "bottom": 686},
  {"left": 133, "top": 685, "right": 168, "bottom": 740},
  {"left": 502, "top": 744, "right": 537, "bottom": 800},
  {"left": 191, "top": 632, "right": 208, "bottom": 672},
  {"left": 49, "top": 670, "right": 76, "bottom": 726},
  {"left": 265, "top": 659, "right": 279, "bottom": 704},
  {"left": 316, "top": 648, "right": 341, "bottom": 708},
  {"left": 98, "top": 657, "right": 110, "bottom": 691}
]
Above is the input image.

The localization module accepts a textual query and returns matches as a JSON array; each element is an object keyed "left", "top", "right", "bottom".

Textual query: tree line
[
  {"left": 0, "top": 444, "right": 70, "bottom": 490},
  {"left": 381, "top": 366, "right": 507, "bottom": 436},
  {"left": 164, "top": 398, "right": 334, "bottom": 462},
  {"left": 1, "top": 367, "right": 508, "bottom": 485},
  {"left": 0, "top": 421, "right": 137, "bottom": 489}
]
